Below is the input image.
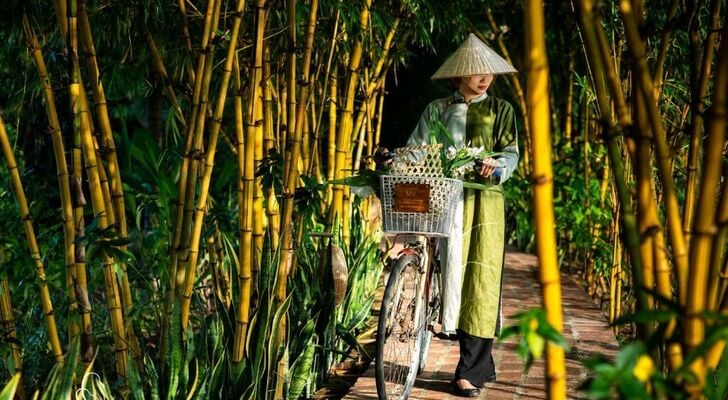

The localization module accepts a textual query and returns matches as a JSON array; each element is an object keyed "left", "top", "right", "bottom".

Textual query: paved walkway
[{"left": 341, "top": 249, "right": 619, "bottom": 399}]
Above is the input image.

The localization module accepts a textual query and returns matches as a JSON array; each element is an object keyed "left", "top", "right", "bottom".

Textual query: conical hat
[{"left": 431, "top": 33, "right": 517, "bottom": 79}]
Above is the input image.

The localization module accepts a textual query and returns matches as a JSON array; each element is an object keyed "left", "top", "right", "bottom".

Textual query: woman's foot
[{"left": 451, "top": 379, "right": 481, "bottom": 398}]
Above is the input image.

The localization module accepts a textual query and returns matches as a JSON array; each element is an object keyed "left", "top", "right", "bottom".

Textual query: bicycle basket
[{"left": 379, "top": 175, "right": 463, "bottom": 237}]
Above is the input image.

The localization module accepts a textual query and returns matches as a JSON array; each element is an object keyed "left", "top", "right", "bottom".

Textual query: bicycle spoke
[{"left": 376, "top": 258, "right": 424, "bottom": 399}]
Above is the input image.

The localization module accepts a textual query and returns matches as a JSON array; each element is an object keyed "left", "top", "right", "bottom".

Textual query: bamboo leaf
[{"left": 0, "top": 374, "right": 20, "bottom": 400}]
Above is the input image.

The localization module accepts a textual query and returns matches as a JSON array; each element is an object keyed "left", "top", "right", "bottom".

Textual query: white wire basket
[{"left": 379, "top": 175, "right": 463, "bottom": 238}]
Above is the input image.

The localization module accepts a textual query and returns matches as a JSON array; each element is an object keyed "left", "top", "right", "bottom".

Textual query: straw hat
[{"left": 431, "top": 33, "right": 517, "bottom": 79}]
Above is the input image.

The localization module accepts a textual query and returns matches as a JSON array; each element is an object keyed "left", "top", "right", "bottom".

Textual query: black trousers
[{"left": 454, "top": 330, "right": 496, "bottom": 387}]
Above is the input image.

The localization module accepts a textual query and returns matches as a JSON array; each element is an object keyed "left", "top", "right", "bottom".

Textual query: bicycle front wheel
[{"left": 375, "top": 254, "right": 426, "bottom": 400}]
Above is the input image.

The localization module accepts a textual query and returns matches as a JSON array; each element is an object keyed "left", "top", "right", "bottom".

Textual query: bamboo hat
[{"left": 431, "top": 33, "right": 517, "bottom": 79}]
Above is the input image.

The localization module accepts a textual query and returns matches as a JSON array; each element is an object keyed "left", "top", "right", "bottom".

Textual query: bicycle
[{"left": 374, "top": 146, "right": 463, "bottom": 400}]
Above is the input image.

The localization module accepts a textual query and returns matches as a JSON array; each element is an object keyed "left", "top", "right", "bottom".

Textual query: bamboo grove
[
  {"left": 0, "top": 0, "right": 727, "bottom": 399},
  {"left": 0, "top": 0, "right": 419, "bottom": 397}
]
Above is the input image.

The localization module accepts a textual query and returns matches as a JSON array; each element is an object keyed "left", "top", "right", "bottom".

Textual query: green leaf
[
  {"left": 526, "top": 331, "right": 545, "bottom": 359},
  {"left": 127, "top": 351, "right": 145, "bottom": 400},
  {"left": 0, "top": 374, "right": 20, "bottom": 400},
  {"left": 287, "top": 334, "right": 317, "bottom": 400}
]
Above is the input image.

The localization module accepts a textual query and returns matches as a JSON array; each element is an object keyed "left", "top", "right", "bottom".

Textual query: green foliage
[
  {"left": 499, "top": 308, "right": 570, "bottom": 370},
  {"left": 581, "top": 305, "right": 728, "bottom": 399},
  {"left": 0, "top": 374, "right": 20, "bottom": 400}
]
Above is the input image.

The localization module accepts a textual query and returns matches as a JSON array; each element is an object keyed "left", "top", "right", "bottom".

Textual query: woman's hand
[{"left": 476, "top": 157, "right": 500, "bottom": 178}]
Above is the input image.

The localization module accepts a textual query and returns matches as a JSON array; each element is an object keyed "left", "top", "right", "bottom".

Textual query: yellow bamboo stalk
[
  {"left": 577, "top": 0, "right": 649, "bottom": 339},
  {"left": 0, "top": 116, "right": 64, "bottom": 365},
  {"left": 329, "top": 0, "right": 371, "bottom": 228},
  {"left": 177, "top": 0, "right": 196, "bottom": 84},
  {"left": 233, "top": 0, "right": 262, "bottom": 362},
  {"left": 0, "top": 278, "right": 22, "bottom": 388},
  {"left": 177, "top": 0, "right": 223, "bottom": 295},
  {"left": 68, "top": 0, "right": 128, "bottom": 377},
  {"left": 253, "top": 94, "right": 265, "bottom": 269},
  {"left": 78, "top": 0, "right": 128, "bottom": 240},
  {"left": 22, "top": 15, "right": 82, "bottom": 349},
  {"left": 349, "top": 20, "right": 398, "bottom": 165},
  {"left": 634, "top": 93, "right": 656, "bottom": 314},
  {"left": 76, "top": 79, "right": 130, "bottom": 380},
  {"left": 710, "top": 175, "right": 728, "bottom": 311},
  {"left": 273, "top": 0, "right": 305, "bottom": 394},
  {"left": 326, "top": 64, "right": 338, "bottom": 205},
  {"left": 282, "top": 0, "right": 298, "bottom": 186},
  {"left": 163, "top": 0, "right": 219, "bottom": 356},
  {"left": 180, "top": 0, "right": 246, "bottom": 329},
  {"left": 525, "top": 1, "right": 566, "bottom": 398},
  {"left": 92, "top": 135, "right": 117, "bottom": 228},
  {"left": 652, "top": 0, "right": 678, "bottom": 99},
  {"left": 686, "top": 28, "right": 727, "bottom": 380},
  {"left": 683, "top": 0, "right": 722, "bottom": 245},
  {"left": 51, "top": 0, "right": 68, "bottom": 38},
  {"left": 609, "top": 207, "right": 620, "bottom": 327},
  {"left": 373, "top": 75, "right": 386, "bottom": 158},
  {"left": 618, "top": 0, "right": 689, "bottom": 305},
  {"left": 142, "top": 22, "right": 186, "bottom": 126},
  {"left": 233, "top": 54, "right": 249, "bottom": 341},
  {"left": 263, "top": 45, "right": 281, "bottom": 252}
]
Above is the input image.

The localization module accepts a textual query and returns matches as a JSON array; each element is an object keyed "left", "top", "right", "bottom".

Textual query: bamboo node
[{"left": 531, "top": 174, "right": 552, "bottom": 185}]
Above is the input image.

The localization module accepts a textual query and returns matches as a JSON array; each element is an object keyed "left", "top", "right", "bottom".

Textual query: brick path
[{"left": 341, "top": 249, "right": 619, "bottom": 399}]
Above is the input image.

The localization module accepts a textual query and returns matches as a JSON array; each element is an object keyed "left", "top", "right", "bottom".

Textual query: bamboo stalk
[
  {"left": 525, "top": 1, "right": 566, "bottom": 398},
  {"left": 634, "top": 92, "right": 656, "bottom": 314},
  {"left": 233, "top": 0, "right": 262, "bottom": 362},
  {"left": 683, "top": 0, "right": 722, "bottom": 246},
  {"left": 0, "top": 115, "right": 64, "bottom": 365},
  {"left": 328, "top": 0, "right": 371, "bottom": 229},
  {"left": 233, "top": 54, "right": 249, "bottom": 347},
  {"left": 141, "top": 20, "right": 186, "bottom": 126},
  {"left": 712, "top": 170, "right": 728, "bottom": 311},
  {"left": 0, "top": 279, "right": 24, "bottom": 399},
  {"left": 263, "top": 45, "right": 281, "bottom": 252},
  {"left": 686, "top": 25, "right": 727, "bottom": 378},
  {"left": 22, "top": 15, "right": 83, "bottom": 355},
  {"left": 180, "top": 0, "right": 246, "bottom": 329},
  {"left": 51, "top": 0, "right": 68, "bottom": 38},
  {"left": 618, "top": 0, "right": 689, "bottom": 306},
  {"left": 652, "top": 0, "right": 679, "bottom": 99},
  {"left": 325, "top": 64, "right": 338, "bottom": 206},
  {"left": 162, "top": 0, "right": 219, "bottom": 362},
  {"left": 274, "top": 0, "right": 305, "bottom": 395},
  {"left": 576, "top": 0, "right": 648, "bottom": 331},
  {"left": 68, "top": 0, "right": 132, "bottom": 379},
  {"left": 177, "top": 0, "right": 196, "bottom": 84}
]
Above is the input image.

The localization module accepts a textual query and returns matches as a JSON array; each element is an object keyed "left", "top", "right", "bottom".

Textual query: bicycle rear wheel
[
  {"left": 418, "top": 262, "right": 441, "bottom": 373},
  {"left": 375, "top": 254, "right": 426, "bottom": 400}
]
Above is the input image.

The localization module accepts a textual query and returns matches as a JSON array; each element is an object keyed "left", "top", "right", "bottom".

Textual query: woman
[{"left": 407, "top": 33, "right": 519, "bottom": 398}]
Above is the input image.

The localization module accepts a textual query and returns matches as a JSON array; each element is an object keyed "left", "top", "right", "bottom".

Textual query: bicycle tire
[
  {"left": 375, "top": 254, "right": 426, "bottom": 400},
  {"left": 418, "top": 263, "right": 440, "bottom": 373}
]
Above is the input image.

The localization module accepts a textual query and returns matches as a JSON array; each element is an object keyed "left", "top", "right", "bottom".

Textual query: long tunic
[{"left": 408, "top": 92, "right": 519, "bottom": 338}]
